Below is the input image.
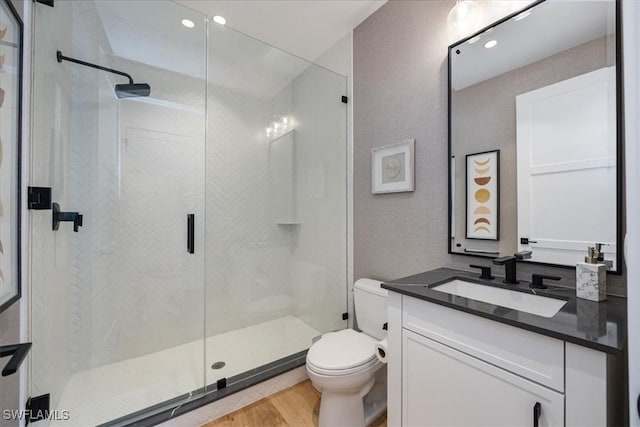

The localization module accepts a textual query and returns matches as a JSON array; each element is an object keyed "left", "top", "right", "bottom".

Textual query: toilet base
[
  {"left": 363, "top": 367, "right": 387, "bottom": 424},
  {"left": 318, "top": 378, "right": 374, "bottom": 427}
]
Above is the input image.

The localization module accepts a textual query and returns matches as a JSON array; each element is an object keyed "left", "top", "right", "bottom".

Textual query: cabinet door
[{"left": 402, "top": 330, "right": 564, "bottom": 427}]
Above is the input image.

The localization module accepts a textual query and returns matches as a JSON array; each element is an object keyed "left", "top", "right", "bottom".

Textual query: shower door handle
[{"left": 187, "top": 214, "right": 195, "bottom": 254}]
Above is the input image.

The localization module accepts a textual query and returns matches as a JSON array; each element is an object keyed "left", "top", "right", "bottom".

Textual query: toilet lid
[{"left": 307, "top": 329, "right": 377, "bottom": 371}]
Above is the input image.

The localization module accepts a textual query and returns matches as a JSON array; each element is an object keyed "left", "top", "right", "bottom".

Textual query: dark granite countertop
[{"left": 381, "top": 267, "right": 626, "bottom": 356}]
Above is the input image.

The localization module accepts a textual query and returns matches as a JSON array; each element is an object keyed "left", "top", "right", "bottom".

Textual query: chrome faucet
[{"left": 492, "top": 256, "right": 519, "bottom": 284}]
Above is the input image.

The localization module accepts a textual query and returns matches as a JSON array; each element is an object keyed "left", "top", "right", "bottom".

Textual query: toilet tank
[{"left": 354, "top": 279, "right": 388, "bottom": 340}]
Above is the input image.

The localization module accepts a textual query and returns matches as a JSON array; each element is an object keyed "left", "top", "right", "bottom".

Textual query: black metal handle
[
  {"left": 469, "top": 264, "right": 495, "bottom": 280},
  {"left": 74, "top": 214, "right": 83, "bottom": 232},
  {"left": 187, "top": 214, "right": 194, "bottom": 254},
  {"left": 530, "top": 274, "right": 561, "bottom": 289},
  {"left": 533, "top": 402, "right": 541, "bottom": 427},
  {"left": 0, "top": 343, "right": 32, "bottom": 376},
  {"left": 52, "top": 202, "right": 83, "bottom": 232}
]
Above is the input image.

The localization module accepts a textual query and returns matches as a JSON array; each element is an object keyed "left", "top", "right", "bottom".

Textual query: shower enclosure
[{"left": 29, "top": 1, "right": 347, "bottom": 425}]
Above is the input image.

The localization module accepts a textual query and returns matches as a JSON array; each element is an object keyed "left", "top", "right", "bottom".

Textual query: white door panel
[{"left": 517, "top": 67, "right": 617, "bottom": 267}]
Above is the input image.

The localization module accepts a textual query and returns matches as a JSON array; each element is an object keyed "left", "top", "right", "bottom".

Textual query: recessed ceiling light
[
  {"left": 484, "top": 40, "right": 498, "bottom": 49},
  {"left": 514, "top": 10, "right": 532, "bottom": 21},
  {"left": 467, "top": 35, "right": 481, "bottom": 44},
  {"left": 181, "top": 19, "right": 195, "bottom": 29},
  {"left": 213, "top": 15, "right": 226, "bottom": 25}
]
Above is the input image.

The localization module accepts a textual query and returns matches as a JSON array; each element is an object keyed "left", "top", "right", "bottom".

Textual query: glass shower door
[
  {"left": 29, "top": 1, "right": 207, "bottom": 425},
  {"left": 204, "top": 23, "right": 348, "bottom": 388}
]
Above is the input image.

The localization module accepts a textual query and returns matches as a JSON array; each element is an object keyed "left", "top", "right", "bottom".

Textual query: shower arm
[{"left": 56, "top": 50, "right": 134, "bottom": 85}]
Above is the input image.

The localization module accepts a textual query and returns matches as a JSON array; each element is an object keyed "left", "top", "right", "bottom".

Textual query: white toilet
[{"left": 306, "top": 279, "right": 388, "bottom": 427}]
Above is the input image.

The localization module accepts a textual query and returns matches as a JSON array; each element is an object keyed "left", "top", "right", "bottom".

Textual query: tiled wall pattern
[
  {"left": 67, "top": 4, "right": 124, "bottom": 372},
  {"left": 205, "top": 82, "right": 292, "bottom": 339}
]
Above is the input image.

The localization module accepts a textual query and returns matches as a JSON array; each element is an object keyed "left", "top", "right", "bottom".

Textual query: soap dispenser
[{"left": 576, "top": 245, "right": 607, "bottom": 302}]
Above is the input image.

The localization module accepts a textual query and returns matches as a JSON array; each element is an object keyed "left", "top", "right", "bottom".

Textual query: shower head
[
  {"left": 115, "top": 83, "right": 151, "bottom": 98},
  {"left": 56, "top": 50, "right": 151, "bottom": 99}
]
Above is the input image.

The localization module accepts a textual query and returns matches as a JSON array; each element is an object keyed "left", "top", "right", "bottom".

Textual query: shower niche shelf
[{"left": 276, "top": 221, "right": 301, "bottom": 226}]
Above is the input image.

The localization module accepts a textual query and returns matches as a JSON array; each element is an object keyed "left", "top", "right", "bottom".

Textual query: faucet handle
[
  {"left": 492, "top": 256, "right": 519, "bottom": 284},
  {"left": 530, "top": 274, "right": 561, "bottom": 289},
  {"left": 469, "top": 264, "right": 494, "bottom": 280}
]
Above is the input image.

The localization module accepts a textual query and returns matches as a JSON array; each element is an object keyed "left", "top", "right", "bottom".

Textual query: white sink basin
[{"left": 432, "top": 279, "right": 567, "bottom": 318}]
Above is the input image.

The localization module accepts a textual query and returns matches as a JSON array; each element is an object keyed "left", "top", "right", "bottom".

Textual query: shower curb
[{"left": 98, "top": 350, "right": 308, "bottom": 427}]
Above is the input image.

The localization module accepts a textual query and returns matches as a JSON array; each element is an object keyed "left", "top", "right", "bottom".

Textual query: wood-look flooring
[{"left": 202, "top": 380, "right": 387, "bottom": 427}]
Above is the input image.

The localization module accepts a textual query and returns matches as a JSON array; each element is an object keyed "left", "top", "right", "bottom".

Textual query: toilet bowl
[{"left": 306, "top": 279, "right": 388, "bottom": 427}]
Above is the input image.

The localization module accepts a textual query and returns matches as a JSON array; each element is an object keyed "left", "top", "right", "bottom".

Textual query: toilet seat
[{"left": 307, "top": 329, "right": 378, "bottom": 376}]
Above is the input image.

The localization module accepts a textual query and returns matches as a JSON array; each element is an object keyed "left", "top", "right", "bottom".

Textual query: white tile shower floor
[{"left": 42, "top": 316, "right": 320, "bottom": 427}]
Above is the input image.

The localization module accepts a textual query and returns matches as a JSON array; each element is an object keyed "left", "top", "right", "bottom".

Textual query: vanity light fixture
[
  {"left": 484, "top": 40, "right": 498, "bottom": 49},
  {"left": 181, "top": 19, "right": 195, "bottom": 29},
  {"left": 213, "top": 15, "right": 227, "bottom": 25},
  {"left": 266, "top": 115, "right": 292, "bottom": 140},
  {"left": 447, "top": 0, "right": 484, "bottom": 43}
]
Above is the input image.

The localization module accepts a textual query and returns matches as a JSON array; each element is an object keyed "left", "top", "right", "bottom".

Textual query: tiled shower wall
[{"left": 204, "top": 82, "right": 293, "bottom": 339}]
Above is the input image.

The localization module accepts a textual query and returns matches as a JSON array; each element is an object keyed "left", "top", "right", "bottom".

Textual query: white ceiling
[
  {"left": 93, "top": 1, "right": 384, "bottom": 100},
  {"left": 176, "top": 0, "right": 386, "bottom": 63}
]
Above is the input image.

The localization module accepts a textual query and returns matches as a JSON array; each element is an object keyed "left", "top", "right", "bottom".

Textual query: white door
[
  {"left": 402, "top": 330, "right": 564, "bottom": 426},
  {"left": 624, "top": 1, "right": 640, "bottom": 424},
  {"left": 516, "top": 67, "right": 617, "bottom": 267}
]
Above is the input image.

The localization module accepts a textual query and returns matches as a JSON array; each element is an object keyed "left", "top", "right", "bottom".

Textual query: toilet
[{"left": 306, "top": 279, "right": 388, "bottom": 427}]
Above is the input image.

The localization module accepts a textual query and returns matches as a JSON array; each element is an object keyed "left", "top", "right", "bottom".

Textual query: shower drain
[{"left": 211, "top": 361, "right": 226, "bottom": 370}]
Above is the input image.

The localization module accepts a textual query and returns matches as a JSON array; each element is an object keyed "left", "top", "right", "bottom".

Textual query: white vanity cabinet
[
  {"left": 386, "top": 292, "right": 624, "bottom": 427},
  {"left": 403, "top": 330, "right": 564, "bottom": 426}
]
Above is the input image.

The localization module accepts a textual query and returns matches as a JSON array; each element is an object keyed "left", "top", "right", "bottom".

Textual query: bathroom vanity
[{"left": 382, "top": 268, "right": 626, "bottom": 427}]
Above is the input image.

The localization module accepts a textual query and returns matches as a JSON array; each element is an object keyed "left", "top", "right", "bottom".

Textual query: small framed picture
[
  {"left": 372, "top": 139, "right": 415, "bottom": 194},
  {"left": 466, "top": 150, "right": 499, "bottom": 240}
]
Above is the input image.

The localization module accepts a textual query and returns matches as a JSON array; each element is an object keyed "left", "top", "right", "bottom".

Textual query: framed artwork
[
  {"left": 466, "top": 150, "right": 499, "bottom": 240},
  {"left": 372, "top": 139, "right": 415, "bottom": 194},
  {"left": 0, "top": 0, "right": 22, "bottom": 313}
]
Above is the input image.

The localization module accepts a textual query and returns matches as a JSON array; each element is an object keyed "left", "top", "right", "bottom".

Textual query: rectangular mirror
[{"left": 448, "top": 0, "right": 622, "bottom": 273}]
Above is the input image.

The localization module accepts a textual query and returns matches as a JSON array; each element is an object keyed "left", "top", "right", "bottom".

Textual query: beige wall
[{"left": 354, "top": 0, "right": 452, "bottom": 282}]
